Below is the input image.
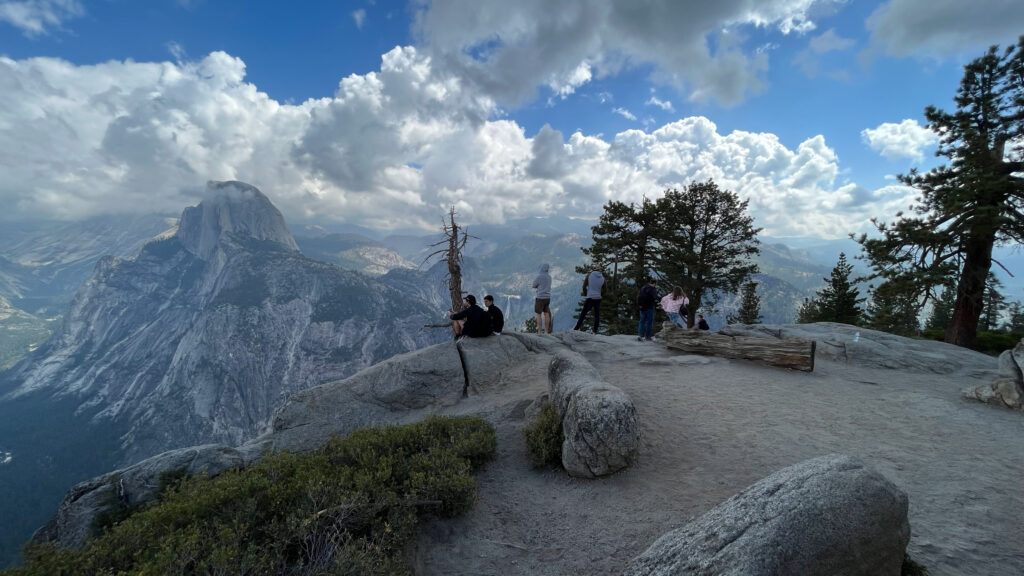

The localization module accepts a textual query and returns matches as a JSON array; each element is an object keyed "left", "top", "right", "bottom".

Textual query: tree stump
[{"left": 661, "top": 324, "right": 815, "bottom": 372}]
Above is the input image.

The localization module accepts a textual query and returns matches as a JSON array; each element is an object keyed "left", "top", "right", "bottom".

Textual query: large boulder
[
  {"left": 963, "top": 339, "right": 1024, "bottom": 410},
  {"left": 33, "top": 443, "right": 253, "bottom": 549},
  {"left": 548, "top": 351, "right": 639, "bottom": 478},
  {"left": 622, "top": 454, "right": 910, "bottom": 576}
]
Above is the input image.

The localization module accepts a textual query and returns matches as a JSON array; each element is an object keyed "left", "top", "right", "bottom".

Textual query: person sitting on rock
[
  {"left": 449, "top": 294, "right": 492, "bottom": 339},
  {"left": 697, "top": 314, "right": 710, "bottom": 331},
  {"left": 483, "top": 294, "right": 504, "bottom": 335}
]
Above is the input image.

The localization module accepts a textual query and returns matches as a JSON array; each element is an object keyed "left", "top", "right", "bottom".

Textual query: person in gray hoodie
[
  {"left": 533, "top": 263, "right": 553, "bottom": 334},
  {"left": 573, "top": 265, "right": 605, "bottom": 333}
]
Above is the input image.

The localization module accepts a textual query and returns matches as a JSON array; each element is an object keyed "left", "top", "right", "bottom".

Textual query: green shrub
[
  {"left": 921, "top": 328, "right": 1019, "bottom": 356},
  {"left": 524, "top": 402, "right": 563, "bottom": 468},
  {"left": 7, "top": 416, "right": 496, "bottom": 576}
]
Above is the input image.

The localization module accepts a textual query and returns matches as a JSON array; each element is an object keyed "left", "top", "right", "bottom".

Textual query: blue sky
[{"left": 1, "top": 0, "right": 1022, "bottom": 239}]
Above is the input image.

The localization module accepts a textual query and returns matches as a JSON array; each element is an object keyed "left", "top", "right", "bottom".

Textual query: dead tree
[{"left": 423, "top": 207, "right": 471, "bottom": 327}]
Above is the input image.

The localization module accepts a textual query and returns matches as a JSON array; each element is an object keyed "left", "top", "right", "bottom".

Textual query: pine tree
[
  {"left": 730, "top": 281, "right": 762, "bottom": 324},
  {"left": 925, "top": 283, "right": 956, "bottom": 331},
  {"left": 977, "top": 273, "right": 1007, "bottom": 332},
  {"left": 866, "top": 281, "right": 920, "bottom": 336},
  {"left": 801, "top": 253, "right": 865, "bottom": 324},
  {"left": 855, "top": 38, "right": 1024, "bottom": 348},
  {"left": 796, "top": 297, "right": 819, "bottom": 324},
  {"left": 1004, "top": 300, "right": 1024, "bottom": 334}
]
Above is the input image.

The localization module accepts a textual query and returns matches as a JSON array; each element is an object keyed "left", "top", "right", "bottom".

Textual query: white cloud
[
  {"left": 0, "top": 48, "right": 911, "bottom": 238},
  {"left": 793, "top": 28, "right": 855, "bottom": 78},
  {"left": 352, "top": 8, "right": 366, "bottom": 29},
  {"left": 547, "top": 61, "right": 592, "bottom": 100},
  {"left": 867, "top": 0, "right": 1024, "bottom": 58},
  {"left": 613, "top": 107, "right": 637, "bottom": 121},
  {"left": 645, "top": 95, "right": 674, "bottom": 112},
  {"left": 861, "top": 119, "right": 938, "bottom": 162},
  {"left": 414, "top": 0, "right": 838, "bottom": 107},
  {"left": 0, "top": 0, "right": 82, "bottom": 35},
  {"left": 809, "top": 28, "right": 854, "bottom": 53}
]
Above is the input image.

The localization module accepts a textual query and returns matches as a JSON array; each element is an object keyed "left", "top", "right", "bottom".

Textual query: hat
[{"left": 464, "top": 294, "right": 477, "bottom": 305}]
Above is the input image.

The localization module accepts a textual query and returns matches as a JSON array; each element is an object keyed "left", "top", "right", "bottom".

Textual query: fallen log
[{"left": 661, "top": 324, "right": 815, "bottom": 372}]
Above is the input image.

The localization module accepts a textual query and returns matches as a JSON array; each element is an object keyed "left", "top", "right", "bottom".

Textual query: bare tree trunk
[{"left": 424, "top": 207, "right": 470, "bottom": 326}]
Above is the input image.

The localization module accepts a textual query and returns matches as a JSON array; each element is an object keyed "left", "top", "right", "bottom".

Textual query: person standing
[
  {"left": 659, "top": 286, "right": 689, "bottom": 329},
  {"left": 573, "top": 265, "right": 605, "bottom": 333},
  {"left": 637, "top": 278, "right": 659, "bottom": 341},
  {"left": 533, "top": 263, "right": 553, "bottom": 334},
  {"left": 483, "top": 294, "right": 504, "bottom": 335},
  {"left": 449, "top": 294, "right": 492, "bottom": 339}
]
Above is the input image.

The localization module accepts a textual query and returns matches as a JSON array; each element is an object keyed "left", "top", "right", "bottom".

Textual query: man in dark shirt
[
  {"left": 483, "top": 294, "right": 504, "bottom": 334},
  {"left": 449, "top": 294, "right": 492, "bottom": 339},
  {"left": 636, "top": 278, "right": 659, "bottom": 341}
]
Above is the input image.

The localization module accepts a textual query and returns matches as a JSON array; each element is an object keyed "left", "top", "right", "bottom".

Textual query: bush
[
  {"left": 921, "top": 328, "right": 1019, "bottom": 356},
  {"left": 524, "top": 402, "right": 563, "bottom": 468},
  {"left": 7, "top": 416, "right": 496, "bottom": 576}
]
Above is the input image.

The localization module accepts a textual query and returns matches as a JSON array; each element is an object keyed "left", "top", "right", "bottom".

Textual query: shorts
[{"left": 534, "top": 298, "right": 551, "bottom": 314}]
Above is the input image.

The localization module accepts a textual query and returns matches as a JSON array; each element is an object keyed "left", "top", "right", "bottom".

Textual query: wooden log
[{"left": 661, "top": 324, "right": 815, "bottom": 372}]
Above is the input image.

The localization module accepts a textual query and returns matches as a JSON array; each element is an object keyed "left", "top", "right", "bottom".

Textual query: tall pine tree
[
  {"left": 856, "top": 38, "right": 1024, "bottom": 348},
  {"left": 800, "top": 253, "right": 864, "bottom": 325},
  {"left": 729, "top": 281, "right": 762, "bottom": 325}
]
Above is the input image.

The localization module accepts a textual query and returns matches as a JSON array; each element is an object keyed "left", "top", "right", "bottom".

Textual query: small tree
[
  {"left": 1003, "top": 300, "right": 1024, "bottom": 334},
  {"left": 977, "top": 272, "right": 1007, "bottom": 332},
  {"left": 801, "top": 253, "right": 865, "bottom": 324},
  {"left": 866, "top": 281, "right": 920, "bottom": 336},
  {"left": 796, "top": 297, "right": 819, "bottom": 324},
  {"left": 730, "top": 281, "right": 762, "bottom": 324},
  {"left": 925, "top": 283, "right": 956, "bottom": 330}
]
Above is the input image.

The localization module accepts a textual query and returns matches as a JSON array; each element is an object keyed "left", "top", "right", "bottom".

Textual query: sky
[{"left": 1, "top": 0, "right": 1022, "bottom": 240}]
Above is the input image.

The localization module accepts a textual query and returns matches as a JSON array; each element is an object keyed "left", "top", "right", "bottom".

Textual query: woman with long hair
[{"left": 660, "top": 286, "right": 689, "bottom": 328}]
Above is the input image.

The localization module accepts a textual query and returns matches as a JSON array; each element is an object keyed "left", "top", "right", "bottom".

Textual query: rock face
[
  {"left": 548, "top": 350, "right": 639, "bottom": 478},
  {"left": 963, "top": 338, "right": 1024, "bottom": 410},
  {"left": 0, "top": 181, "right": 445, "bottom": 463},
  {"left": 622, "top": 454, "right": 910, "bottom": 576}
]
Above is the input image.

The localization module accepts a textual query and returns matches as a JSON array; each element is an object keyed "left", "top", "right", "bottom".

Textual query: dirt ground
[{"left": 414, "top": 332, "right": 1024, "bottom": 576}]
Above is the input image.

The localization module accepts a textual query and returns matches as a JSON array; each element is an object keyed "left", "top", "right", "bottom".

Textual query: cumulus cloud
[
  {"left": 861, "top": 119, "right": 938, "bottom": 162},
  {"left": 867, "top": 0, "right": 1024, "bottom": 58},
  {"left": 0, "top": 0, "right": 82, "bottom": 35},
  {"left": 414, "top": 0, "right": 837, "bottom": 107},
  {"left": 0, "top": 48, "right": 910, "bottom": 238}
]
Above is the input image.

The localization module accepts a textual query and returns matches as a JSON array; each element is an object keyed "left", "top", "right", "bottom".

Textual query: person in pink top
[{"left": 660, "top": 286, "right": 689, "bottom": 328}]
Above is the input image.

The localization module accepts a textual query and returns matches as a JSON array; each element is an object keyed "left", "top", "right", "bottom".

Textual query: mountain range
[{"left": 0, "top": 182, "right": 446, "bottom": 566}]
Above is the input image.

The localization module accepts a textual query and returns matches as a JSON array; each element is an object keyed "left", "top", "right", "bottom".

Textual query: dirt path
[{"left": 416, "top": 333, "right": 1024, "bottom": 576}]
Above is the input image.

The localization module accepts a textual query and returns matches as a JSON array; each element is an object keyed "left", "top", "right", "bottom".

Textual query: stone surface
[
  {"left": 34, "top": 443, "right": 251, "bottom": 549},
  {"left": 621, "top": 454, "right": 910, "bottom": 576},
  {"left": 962, "top": 344, "right": 1024, "bottom": 410},
  {"left": 548, "top": 350, "right": 639, "bottom": 478},
  {"left": 721, "top": 323, "right": 994, "bottom": 376}
]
